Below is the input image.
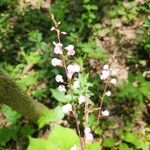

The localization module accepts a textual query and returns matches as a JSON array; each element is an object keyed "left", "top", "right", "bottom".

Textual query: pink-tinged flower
[
  {"left": 65, "top": 45, "right": 75, "bottom": 56},
  {"left": 55, "top": 75, "right": 64, "bottom": 83},
  {"left": 84, "top": 127, "right": 93, "bottom": 141},
  {"left": 101, "top": 110, "right": 109, "bottom": 117},
  {"left": 67, "top": 64, "right": 80, "bottom": 73},
  {"left": 62, "top": 103, "right": 72, "bottom": 114},
  {"left": 85, "top": 133, "right": 93, "bottom": 141},
  {"left": 53, "top": 43, "right": 63, "bottom": 54},
  {"left": 110, "top": 78, "right": 117, "bottom": 84},
  {"left": 51, "top": 58, "right": 63, "bottom": 66},
  {"left": 105, "top": 91, "right": 111, "bottom": 96},
  {"left": 67, "top": 72, "right": 74, "bottom": 80},
  {"left": 100, "top": 70, "right": 110, "bottom": 80},
  {"left": 57, "top": 85, "right": 66, "bottom": 92},
  {"left": 78, "top": 95, "right": 87, "bottom": 104},
  {"left": 103, "top": 64, "right": 109, "bottom": 70},
  {"left": 67, "top": 64, "right": 80, "bottom": 79},
  {"left": 73, "top": 80, "right": 80, "bottom": 89}
]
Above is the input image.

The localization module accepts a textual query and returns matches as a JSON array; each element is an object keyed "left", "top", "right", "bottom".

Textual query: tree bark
[{"left": 0, "top": 69, "right": 50, "bottom": 123}]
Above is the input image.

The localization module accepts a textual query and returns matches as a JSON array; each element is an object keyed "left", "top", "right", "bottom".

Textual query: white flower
[
  {"left": 105, "top": 91, "right": 111, "bottom": 96},
  {"left": 67, "top": 49, "right": 75, "bottom": 56},
  {"left": 51, "top": 58, "right": 63, "bottom": 66},
  {"left": 62, "top": 103, "right": 72, "bottom": 114},
  {"left": 67, "top": 64, "right": 80, "bottom": 79},
  {"left": 70, "top": 145, "right": 78, "bottom": 150},
  {"left": 73, "top": 80, "right": 80, "bottom": 89},
  {"left": 65, "top": 45, "right": 74, "bottom": 51},
  {"left": 84, "top": 127, "right": 91, "bottom": 134},
  {"left": 67, "top": 64, "right": 80, "bottom": 73},
  {"left": 103, "top": 64, "right": 109, "bottom": 70},
  {"left": 57, "top": 85, "right": 66, "bottom": 92},
  {"left": 53, "top": 43, "right": 63, "bottom": 54},
  {"left": 84, "top": 127, "right": 93, "bottom": 141},
  {"left": 55, "top": 75, "right": 64, "bottom": 83},
  {"left": 100, "top": 70, "right": 110, "bottom": 80},
  {"left": 78, "top": 95, "right": 87, "bottom": 104},
  {"left": 110, "top": 78, "right": 117, "bottom": 84},
  {"left": 65, "top": 45, "right": 75, "bottom": 56},
  {"left": 85, "top": 133, "right": 93, "bottom": 141},
  {"left": 101, "top": 110, "right": 109, "bottom": 117},
  {"left": 67, "top": 71, "right": 74, "bottom": 80}
]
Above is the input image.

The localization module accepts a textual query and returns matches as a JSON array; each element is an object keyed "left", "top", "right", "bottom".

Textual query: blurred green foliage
[{"left": 0, "top": 0, "right": 150, "bottom": 149}]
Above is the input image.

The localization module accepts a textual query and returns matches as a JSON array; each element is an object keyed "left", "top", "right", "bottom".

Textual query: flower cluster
[
  {"left": 51, "top": 39, "right": 82, "bottom": 115},
  {"left": 51, "top": 42, "right": 80, "bottom": 93},
  {"left": 99, "top": 64, "right": 118, "bottom": 117},
  {"left": 100, "top": 64, "right": 117, "bottom": 83},
  {"left": 101, "top": 110, "right": 110, "bottom": 117}
]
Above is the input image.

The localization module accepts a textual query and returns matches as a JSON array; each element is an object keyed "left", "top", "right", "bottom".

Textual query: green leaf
[
  {"left": 51, "top": 89, "right": 72, "bottom": 103},
  {"left": 28, "top": 137, "right": 47, "bottom": 150},
  {"left": 47, "top": 125, "right": 80, "bottom": 150},
  {"left": 124, "top": 132, "right": 149, "bottom": 150},
  {"left": 17, "top": 72, "right": 38, "bottom": 91},
  {"left": 78, "top": 41, "right": 107, "bottom": 60},
  {"left": 85, "top": 142, "right": 101, "bottom": 150},
  {"left": 119, "top": 143, "right": 130, "bottom": 150},
  {"left": 2, "top": 105, "right": 21, "bottom": 124},
  {"left": 103, "top": 138, "right": 115, "bottom": 148},
  {"left": 38, "top": 107, "right": 64, "bottom": 128},
  {"left": 124, "top": 132, "right": 140, "bottom": 147}
]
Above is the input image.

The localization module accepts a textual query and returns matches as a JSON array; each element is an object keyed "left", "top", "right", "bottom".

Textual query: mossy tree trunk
[{"left": 0, "top": 69, "right": 50, "bottom": 123}]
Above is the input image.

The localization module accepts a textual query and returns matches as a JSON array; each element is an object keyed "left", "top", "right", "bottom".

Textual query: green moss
[{"left": 0, "top": 68, "right": 49, "bottom": 123}]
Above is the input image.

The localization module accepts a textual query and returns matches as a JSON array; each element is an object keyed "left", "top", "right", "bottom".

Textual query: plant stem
[
  {"left": 73, "top": 108, "right": 84, "bottom": 150},
  {"left": 98, "top": 81, "right": 109, "bottom": 119}
]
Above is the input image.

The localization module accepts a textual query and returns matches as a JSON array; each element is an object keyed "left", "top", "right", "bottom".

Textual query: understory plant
[{"left": 28, "top": 13, "right": 118, "bottom": 150}]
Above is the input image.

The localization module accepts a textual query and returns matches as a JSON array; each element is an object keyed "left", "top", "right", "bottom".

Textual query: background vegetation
[{"left": 0, "top": 0, "right": 150, "bottom": 149}]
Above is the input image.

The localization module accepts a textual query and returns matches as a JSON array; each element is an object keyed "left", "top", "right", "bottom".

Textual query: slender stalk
[
  {"left": 72, "top": 108, "right": 84, "bottom": 150},
  {"left": 50, "top": 13, "right": 83, "bottom": 149},
  {"left": 98, "top": 81, "right": 109, "bottom": 119},
  {"left": 50, "top": 13, "right": 68, "bottom": 76}
]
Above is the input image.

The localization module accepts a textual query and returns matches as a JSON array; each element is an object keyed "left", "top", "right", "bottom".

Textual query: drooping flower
[
  {"left": 105, "top": 91, "right": 111, "bottom": 96},
  {"left": 65, "top": 45, "right": 75, "bottom": 56},
  {"left": 84, "top": 127, "right": 93, "bottom": 142},
  {"left": 62, "top": 103, "right": 72, "bottom": 114},
  {"left": 101, "top": 110, "right": 109, "bottom": 117},
  {"left": 73, "top": 80, "right": 80, "bottom": 89},
  {"left": 67, "top": 64, "right": 80, "bottom": 79},
  {"left": 57, "top": 85, "right": 66, "bottom": 92},
  {"left": 85, "top": 133, "right": 93, "bottom": 141},
  {"left": 55, "top": 75, "right": 64, "bottom": 83},
  {"left": 51, "top": 58, "right": 63, "bottom": 66},
  {"left": 110, "top": 78, "right": 117, "bottom": 84},
  {"left": 78, "top": 95, "right": 87, "bottom": 104},
  {"left": 53, "top": 43, "right": 63, "bottom": 54}
]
